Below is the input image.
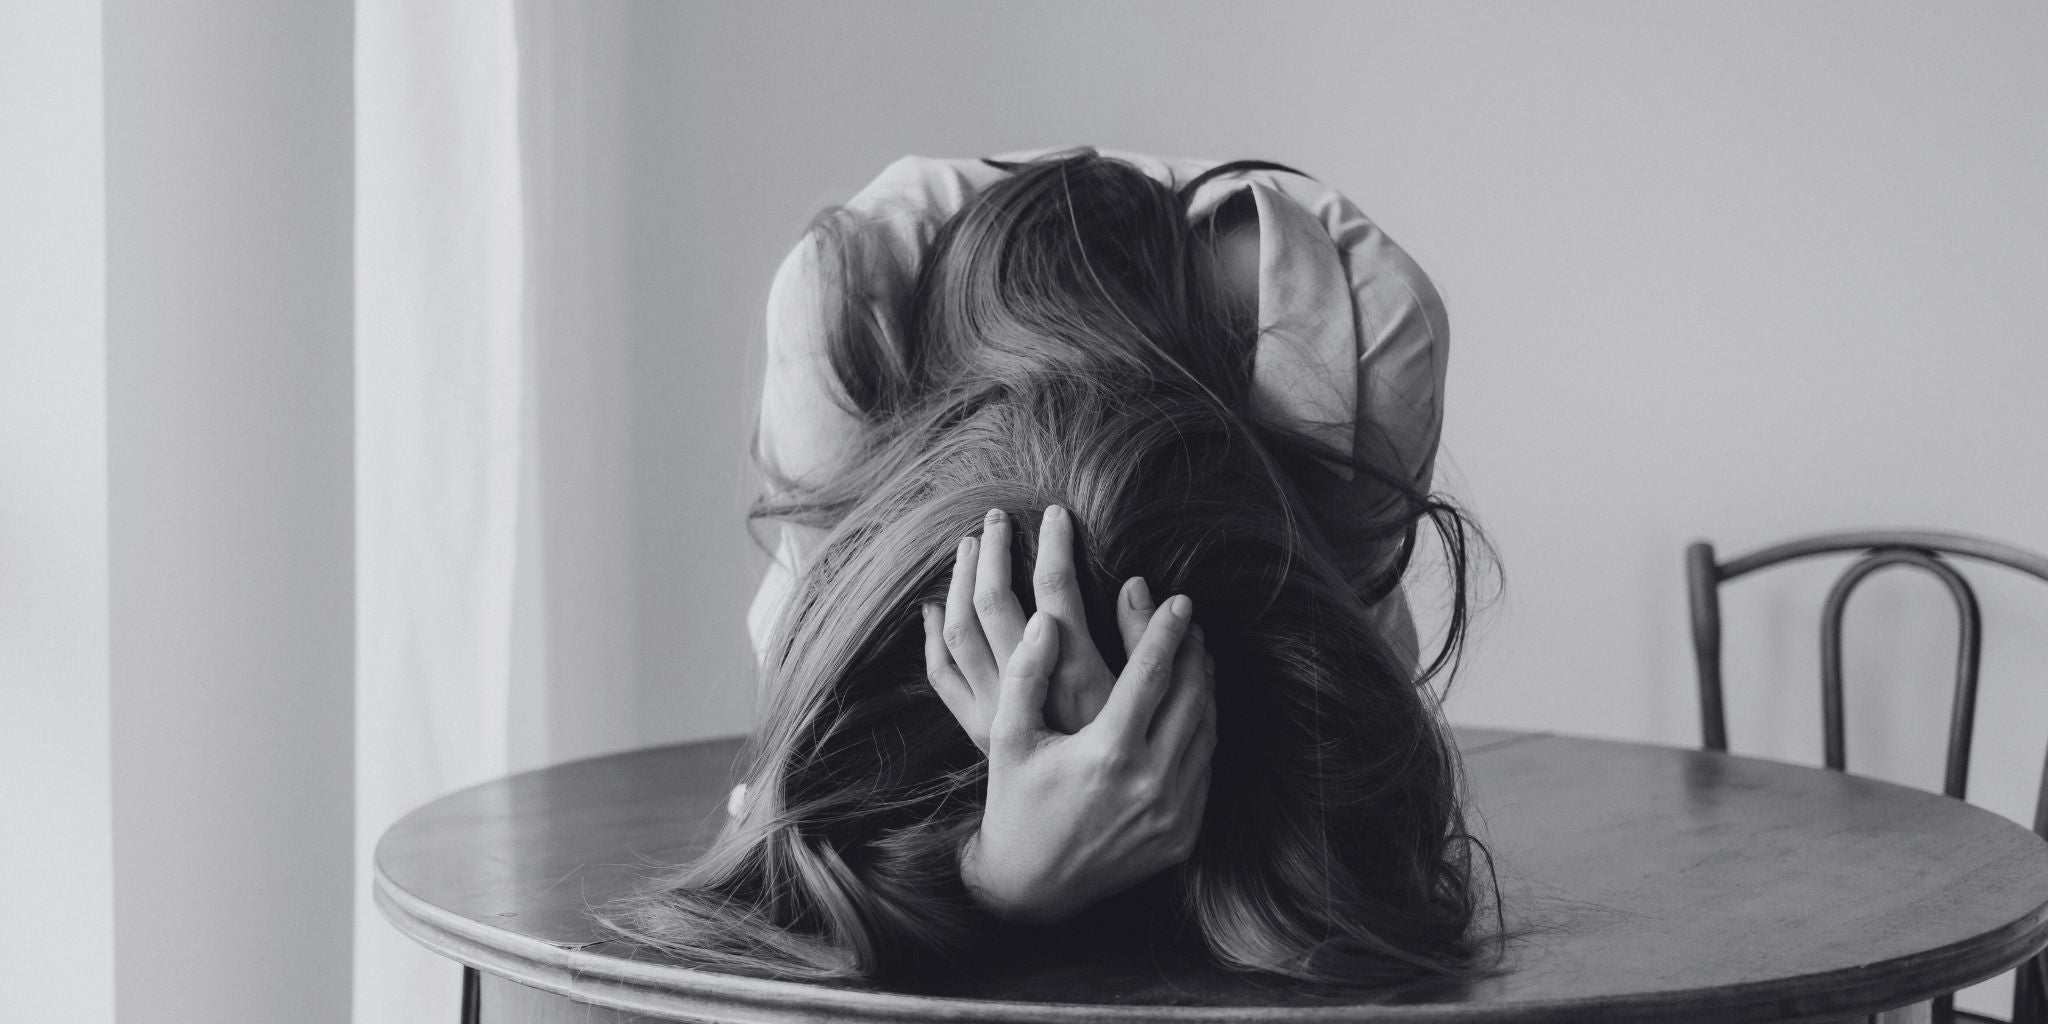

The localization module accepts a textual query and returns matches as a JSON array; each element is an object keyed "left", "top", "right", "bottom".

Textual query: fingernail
[
  {"left": 959, "top": 536, "right": 976, "bottom": 559},
  {"left": 1045, "top": 504, "right": 1064, "bottom": 522},
  {"left": 986, "top": 507, "right": 1005, "bottom": 528},
  {"left": 1126, "top": 577, "right": 1152, "bottom": 609},
  {"left": 1166, "top": 595, "right": 1191, "bottom": 619}
]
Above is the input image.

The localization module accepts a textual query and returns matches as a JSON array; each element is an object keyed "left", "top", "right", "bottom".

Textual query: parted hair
[{"left": 601, "top": 151, "right": 1493, "bottom": 987}]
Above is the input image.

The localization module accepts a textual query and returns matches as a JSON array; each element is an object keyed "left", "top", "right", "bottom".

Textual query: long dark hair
[{"left": 603, "top": 151, "right": 1494, "bottom": 986}]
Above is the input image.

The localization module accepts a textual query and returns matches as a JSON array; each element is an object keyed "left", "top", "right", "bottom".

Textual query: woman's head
[{"left": 607, "top": 151, "right": 1489, "bottom": 985}]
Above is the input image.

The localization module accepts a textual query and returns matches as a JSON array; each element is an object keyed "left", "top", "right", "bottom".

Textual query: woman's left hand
[
  {"left": 958, "top": 601, "right": 1217, "bottom": 923},
  {"left": 922, "top": 504, "right": 1170, "bottom": 750}
]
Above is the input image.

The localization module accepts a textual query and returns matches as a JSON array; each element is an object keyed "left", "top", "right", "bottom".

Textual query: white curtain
[{"left": 354, "top": 2, "right": 638, "bottom": 1020}]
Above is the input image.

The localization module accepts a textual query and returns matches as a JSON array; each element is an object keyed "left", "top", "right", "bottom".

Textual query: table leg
[
  {"left": 461, "top": 965, "right": 480, "bottom": 1024},
  {"left": 1875, "top": 1001, "right": 1935, "bottom": 1024}
]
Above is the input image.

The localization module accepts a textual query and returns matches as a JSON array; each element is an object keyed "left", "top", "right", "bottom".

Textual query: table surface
[{"left": 375, "top": 728, "right": 2048, "bottom": 1023}]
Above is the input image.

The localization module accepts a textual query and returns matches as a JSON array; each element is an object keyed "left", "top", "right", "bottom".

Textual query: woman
[{"left": 605, "top": 148, "right": 1487, "bottom": 987}]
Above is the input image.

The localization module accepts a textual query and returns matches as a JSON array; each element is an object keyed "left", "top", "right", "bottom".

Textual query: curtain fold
[
  {"left": 355, "top": 1, "right": 640, "bottom": 1018},
  {"left": 355, "top": 1, "right": 526, "bottom": 1020}
]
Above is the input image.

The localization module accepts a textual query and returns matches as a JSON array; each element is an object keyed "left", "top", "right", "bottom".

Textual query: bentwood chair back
[{"left": 1685, "top": 530, "right": 2048, "bottom": 1024}]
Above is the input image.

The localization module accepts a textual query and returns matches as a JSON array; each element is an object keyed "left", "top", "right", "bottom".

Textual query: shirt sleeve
[
  {"left": 1189, "top": 168, "right": 1450, "bottom": 494},
  {"left": 746, "top": 155, "right": 1027, "bottom": 667},
  {"left": 1320, "top": 186, "right": 1450, "bottom": 495},
  {"left": 1289, "top": 179, "right": 1445, "bottom": 671},
  {"left": 748, "top": 232, "right": 851, "bottom": 665}
]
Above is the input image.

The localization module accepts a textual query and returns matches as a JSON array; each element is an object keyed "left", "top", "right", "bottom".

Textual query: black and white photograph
[{"left": 6, "top": 3, "right": 2047, "bottom": 1022}]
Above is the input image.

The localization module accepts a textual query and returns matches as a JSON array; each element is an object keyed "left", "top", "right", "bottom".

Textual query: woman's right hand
[{"left": 954, "top": 600, "right": 1217, "bottom": 925}]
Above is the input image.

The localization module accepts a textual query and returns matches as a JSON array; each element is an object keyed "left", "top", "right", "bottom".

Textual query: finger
[
  {"left": 1096, "top": 595, "right": 1193, "bottom": 742},
  {"left": 974, "top": 508, "right": 1027, "bottom": 664},
  {"left": 1147, "top": 628, "right": 1212, "bottom": 755},
  {"left": 992, "top": 612, "right": 1058, "bottom": 751},
  {"left": 1115, "top": 576, "right": 1154, "bottom": 662},
  {"left": 1178, "top": 756, "right": 1214, "bottom": 843},
  {"left": 1032, "top": 505, "right": 1091, "bottom": 650},
  {"left": 923, "top": 603, "right": 985, "bottom": 749},
  {"left": 1161, "top": 747, "right": 1214, "bottom": 869},
  {"left": 943, "top": 535, "right": 1000, "bottom": 685},
  {"left": 1173, "top": 684, "right": 1218, "bottom": 789},
  {"left": 1170, "top": 685, "right": 1218, "bottom": 822}
]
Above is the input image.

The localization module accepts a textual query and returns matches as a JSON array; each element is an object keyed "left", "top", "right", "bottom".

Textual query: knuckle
[
  {"left": 1143, "top": 809, "right": 1180, "bottom": 846},
  {"left": 1129, "top": 777, "right": 1163, "bottom": 805},
  {"left": 972, "top": 589, "right": 1010, "bottom": 617},
  {"left": 941, "top": 622, "right": 974, "bottom": 650},
  {"left": 1086, "top": 741, "right": 1135, "bottom": 775},
  {"left": 1131, "top": 657, "right": 1170, "bottom": 690},
  {"left": 1033, "top": 568, "right": 1073, "bottom": 591}
]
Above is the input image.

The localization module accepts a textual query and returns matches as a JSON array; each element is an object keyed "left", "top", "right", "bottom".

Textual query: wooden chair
[{"left": 1686, "top": 530, "right": 2048, "bottom": 1024}]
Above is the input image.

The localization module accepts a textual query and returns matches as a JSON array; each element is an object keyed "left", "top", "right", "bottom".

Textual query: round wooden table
[{"left": 375, "top": 729, "right": 2048, "bottom": 1023}]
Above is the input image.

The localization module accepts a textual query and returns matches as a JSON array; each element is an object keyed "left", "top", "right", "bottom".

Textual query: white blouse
[{"left": 746, "top": 146, "right": 1450, "bottom": 676}]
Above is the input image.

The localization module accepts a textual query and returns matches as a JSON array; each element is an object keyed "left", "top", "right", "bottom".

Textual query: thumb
[{"left": 992, "top": 611, "right": 1057, "bottom": 750}]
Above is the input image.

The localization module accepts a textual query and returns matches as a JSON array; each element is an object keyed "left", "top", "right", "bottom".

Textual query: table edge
[{"left": 373, "top": 731, "right": 2048, "bottom": 1023}]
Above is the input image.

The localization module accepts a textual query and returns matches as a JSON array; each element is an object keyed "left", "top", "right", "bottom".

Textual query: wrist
[
  {"left": 958, "top": 829, "right": 1067, "bottom": 926},
  {"left": 957, "top": 830, "right": 1011, "bottom": 917}
]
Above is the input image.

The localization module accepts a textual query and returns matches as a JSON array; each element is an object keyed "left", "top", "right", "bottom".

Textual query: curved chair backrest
[{"left": 1686, "top": 530, "right": 2048, "bottom": 1024}]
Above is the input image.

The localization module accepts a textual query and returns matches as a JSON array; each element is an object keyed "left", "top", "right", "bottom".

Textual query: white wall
[
  {"left": 625, "top": 4, "right": 2048, "bottom": 1011},
  {"left": 3, "top": 4, "right": 354, "bottom": 1018},
  {"left": 105, "top": 2, "right": 355, "bottom": 1021},
  {"left": 627, "top": 0, "right": 2048, "bottom": 774},
  {"left": 6, "top": 1, "right": 2040, "bottom": 1016},
  {"left": 0, "top": 2, "right": 115, "bottom": 1019}
]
